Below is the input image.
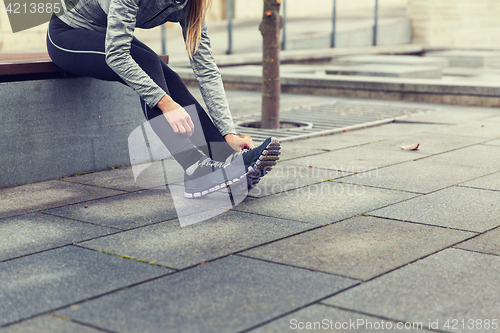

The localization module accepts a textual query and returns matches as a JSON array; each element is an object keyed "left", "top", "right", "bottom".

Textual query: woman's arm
[
  {"left": 180, "top": 19, "right": 253, "bottom": 149},
  {"left": 105, "top": 0, "right": 165, "bottom": 107},
  {"left": 157, "top": 95, "right": 194, "bottom": 136},
  {"left": 105, "top": 0, "right": 194, "bottom": 135}
]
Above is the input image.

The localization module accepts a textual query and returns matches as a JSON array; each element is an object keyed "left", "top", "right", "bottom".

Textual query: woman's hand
[
  {"left": 225, "top": 134, "right": 254, "bottom": 151},
  {"left": 157, "top": 95, "right": 194, "bottom": 137}
]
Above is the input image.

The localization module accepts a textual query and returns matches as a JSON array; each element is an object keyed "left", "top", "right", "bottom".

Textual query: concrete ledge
[
  {"left": 325, "top": 64, "right": 443, "bottom": 79},
  {"left": 331, "top": 55, "right": 449, "bottom": 68},
  {"left": 177, "top": 67, "right": 500, "bottom": 108},
  {"left": 0, "top": 78, "right": 143, "bottom": 188},
  {"left": 426, "top": 50, "right": 500, "bottom": 68},
  {"left": 168, "top": 45, "right": 426, "bottom": 68}
]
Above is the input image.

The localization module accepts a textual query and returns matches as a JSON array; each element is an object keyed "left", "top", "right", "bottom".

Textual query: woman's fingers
[
  {"left": 186, "top": 116, "right": 195, "bottom": 136},
  {"left": 157, "top": 96, "right": 196, "bottom": 137},
  {"left": 177, "top": 123, "right": 186, "bottom": 134},
  {"left": 242, "top": 138, "right": 254, "bottom": 150},
  {"left": 224, "top": 134, "right": 255, "bottom": 151},
  {"left": 164, "top": 106, "right": 195, "bottom": 136},
  {"left": 182, "top": 115, "right": 194, "bottom": 137}
]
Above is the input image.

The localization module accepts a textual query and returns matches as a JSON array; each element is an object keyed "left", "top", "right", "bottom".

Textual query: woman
[{"left": 46, "top": 0, "right": 280, "bottom": 198}]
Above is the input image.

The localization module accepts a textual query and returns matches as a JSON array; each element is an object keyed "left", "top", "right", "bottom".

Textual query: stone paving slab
[
  {"left": 484, "top": 138, "right": 500, "bottom": 146},
  {"left": 345, "top": 123, "right": 451, "bottom": 138},
  {"left": 2, "top": 315, "right": 105, "bottom": 333},
  {"left": 62, "top": 159, "right": 183, "bottom": 192},
  {"left": 276, "top": 143, "right": 326, "bottom": 162},
  {"left": 425, "top": 50, "right": 500, "bottom": 67},
  {"left": 79, "top": 210, "right": 314, "bottom": 270},
  {"left": 366, "top": 132, "right": 486, "bottom": 155},
  {"left": 486, "top": 115, "right": 500, "bottom": 122},
  {"left": 279, "top": 133, "right": 391, "bottom": 162},
  {"left": 342, "top": 156, "right": 494, "bottom": 194},
  {"left": 324, "top": 248, "right": 500, "bottom": 332},
  {"left": 235, "top": 182, "right": 416, "bottom": 225},
  {"left": 460, "top": 172, "right": 500, "bottom": 191},
  {"left": 241, "top": 215, "right": 474, "bottom": 280},
  {"left": 0, "top": 212, "right": 117, "bottom": 262},
  {"left": 325, "top": 64, "right": 443, "bottom": 79},
  {"left": 0, "top": 246, "right": 169, "bottom": 326},
  {"left": 436, "top": 120, "right": 500, "bottom": 139},
  {"left": 331, "top": 54, "right": 449, "bottom": 68},
  {"left": 398, "top": 107, "right": 500, "bottom": 124},
  {"left": 43, "top": 189, "right": 177, "bottom": 230},
  {"left": 57, "top": 255, "right": 357, "bottom": 333},
  {"left": 285, "top": 145, "right": 426, "bottom": 174},
  {"left": 63, "top": 167, "right": 141, "bottom": 192},
  {"left": 370, "top": 186, "right": 500, "bottom": 232},
  {"left": 250, "top": 304, "right": 432, "bottom": 333},
  {"left": 423, "top": 144, "right": 500, "bottom": 171},
  {"left": 248, "top": 162, "right": 350, "bottom": 198},
  {"left": 0, "top": 180, "right": 124, "bottom": 219},
  {"left": 454, "top": 227, "right": 500, "bottom": 257}
]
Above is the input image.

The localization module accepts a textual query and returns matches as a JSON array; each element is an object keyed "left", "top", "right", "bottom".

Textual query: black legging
[{"left": 46, "top": 16, "right": 235, "bottom": 167}]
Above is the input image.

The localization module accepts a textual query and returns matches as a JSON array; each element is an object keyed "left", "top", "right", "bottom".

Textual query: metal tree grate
[{"left": 234, "top": 100, "right": 435, "bottom": 143}]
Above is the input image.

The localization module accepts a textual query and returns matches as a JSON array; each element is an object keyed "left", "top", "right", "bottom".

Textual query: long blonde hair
[{"left": 185, "top": 0, "right": 212, "bottom": 58}]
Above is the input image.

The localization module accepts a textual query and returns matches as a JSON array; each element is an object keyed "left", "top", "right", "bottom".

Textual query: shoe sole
[
  {"left": 184, "top": 138, "right": 281, "bottom": 198},
  {"left": 247, "top": 138, "right": 281, "bottom": 190},
  {"left": 184, "top": 172, "right": 248, "bottom": 198}
]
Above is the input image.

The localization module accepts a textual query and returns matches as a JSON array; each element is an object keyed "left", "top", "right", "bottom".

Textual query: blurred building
[
  {"left": 407, "top": 0, "right": 500, "bottom": 48},
  {"left": 0, "top": 0, "right": 405, "bottom": 52},
  {"left": 2, "top": 0, "right": 500, "bottom": 53},
  {"left": 209, "top": 0, "right": 405, "bottom": 20}
]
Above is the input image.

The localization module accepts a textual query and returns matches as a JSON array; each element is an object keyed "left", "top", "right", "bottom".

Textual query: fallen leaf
[{"left": 401, "top": 143, "right": 420, "bottom": 151}]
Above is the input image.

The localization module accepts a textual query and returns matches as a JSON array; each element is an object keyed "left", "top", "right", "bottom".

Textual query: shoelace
[
  {"left": 227, "top": 150, "right": 245, "bottom": 162},
  {"left": 231, "top": 151, "right": 245, "bottom": 159},
  {"left": 199, "top": 158, "right": 224, "bottom": 169}
]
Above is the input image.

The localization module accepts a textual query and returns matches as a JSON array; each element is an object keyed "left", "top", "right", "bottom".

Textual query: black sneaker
[
  {"left": 226, "top": 137, "right": 281, "bottom": 190},
  {"left": 184, "top": 156, "right": 248, "bottom": 198}
]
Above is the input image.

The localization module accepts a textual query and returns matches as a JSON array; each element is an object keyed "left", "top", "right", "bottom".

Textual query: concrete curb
[{"left": 175, "top": 67, "right": 500, "bottom": 108}]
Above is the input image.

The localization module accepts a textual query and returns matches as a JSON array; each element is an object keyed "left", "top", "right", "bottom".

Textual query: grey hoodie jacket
[{"left": 58, "top": 0, "right": 236, "bottom": 136}]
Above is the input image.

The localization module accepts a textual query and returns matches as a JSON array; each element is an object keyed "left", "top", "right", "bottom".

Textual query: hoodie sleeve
[
  {"left": 105, "top": 0, "right": 167, "bottom": 108},
  {"left": 180, "top": 18, "right": 236, "bottom": 136}
]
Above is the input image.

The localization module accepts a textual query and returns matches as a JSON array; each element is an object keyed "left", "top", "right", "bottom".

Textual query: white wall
[{"left": 408, "top": 0, "right": 500, "bottom": 47}]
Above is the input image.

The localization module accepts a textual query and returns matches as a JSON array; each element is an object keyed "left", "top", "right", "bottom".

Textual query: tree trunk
[{"left": 259, "top": 0, "right": 282, "bottom": 129}]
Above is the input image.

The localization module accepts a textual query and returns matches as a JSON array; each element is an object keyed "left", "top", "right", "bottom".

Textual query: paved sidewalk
[{"left": 1, "top": 92, "right": 500, "bottom": 332}]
